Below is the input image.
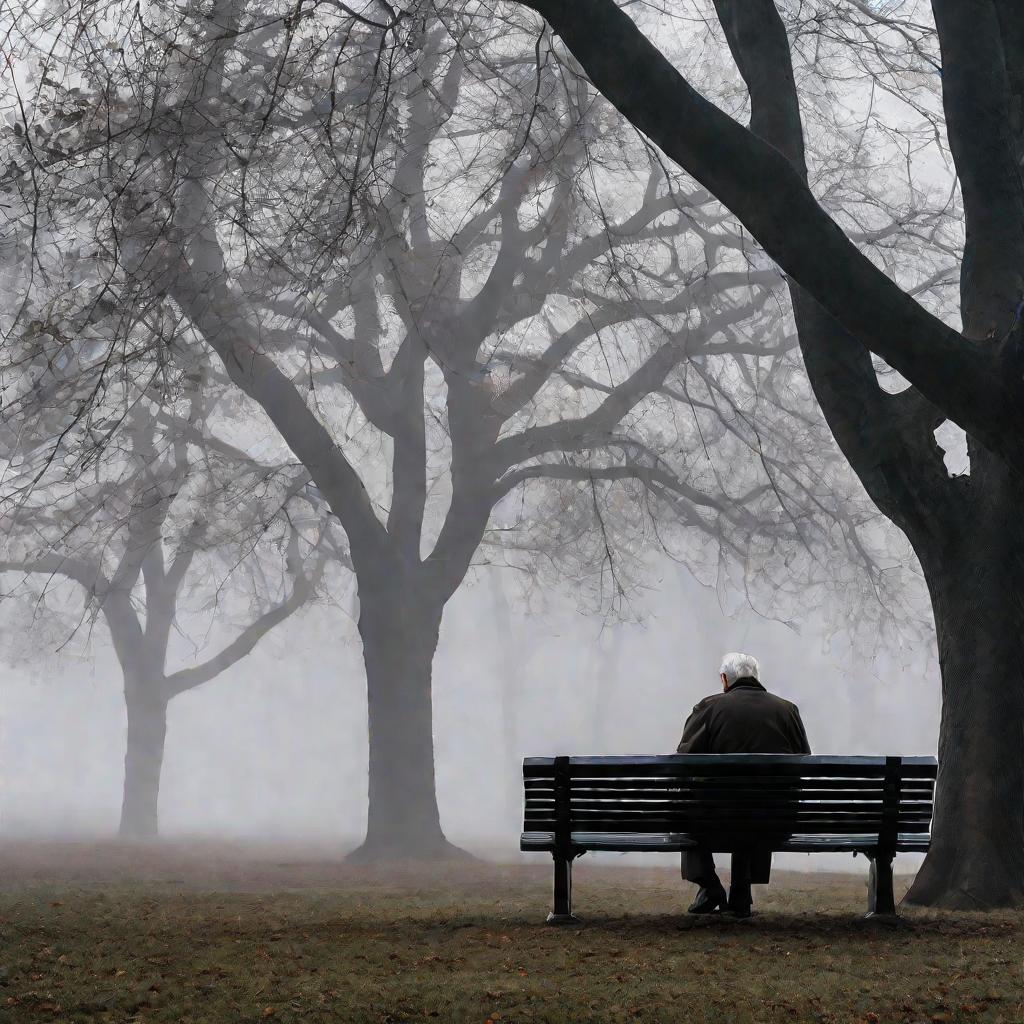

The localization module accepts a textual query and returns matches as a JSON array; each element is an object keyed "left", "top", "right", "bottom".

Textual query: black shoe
[
  {"left": 726, "top": 888, "right": 753, "bottom": 918},
  {"left": 687, "top": 884, "right": 728, "bottom": 914}
]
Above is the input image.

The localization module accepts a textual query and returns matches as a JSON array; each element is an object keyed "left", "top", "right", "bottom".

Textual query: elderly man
[{"left": 677, "top": 652, "right": 811, "bottom": 917}]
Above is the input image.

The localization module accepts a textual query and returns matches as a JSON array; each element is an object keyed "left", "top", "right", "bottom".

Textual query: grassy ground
[{"left": 1, "top": 842, "right": 1023, "bottom": 1024}]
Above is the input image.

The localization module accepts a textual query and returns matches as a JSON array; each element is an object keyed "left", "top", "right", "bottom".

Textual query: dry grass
[{"left": 1, "top": 841, "right": 1022, "bottom": 1024}]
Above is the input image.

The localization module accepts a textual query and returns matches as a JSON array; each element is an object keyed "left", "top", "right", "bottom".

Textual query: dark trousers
[{"left": 682, "top": 848, "right": 772, "bottom": 908}]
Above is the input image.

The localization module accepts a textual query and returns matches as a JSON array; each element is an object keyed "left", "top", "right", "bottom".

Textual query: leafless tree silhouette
[{"left": 1, "top": 0, "right": 925, "bottom": 859}]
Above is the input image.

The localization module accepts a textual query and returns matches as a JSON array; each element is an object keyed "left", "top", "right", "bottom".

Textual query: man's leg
[
  {"left": 681, "top": 848, "right": 719, "bottom": 885},
  {"left": 750, "top": 847, "right": 772, "bottom": 885},
  {"left": 682, "top": 849, "right": 727, "bottom": 914},
  {"left": 728, "top": 850, "right": 754, "bottom": 916}
]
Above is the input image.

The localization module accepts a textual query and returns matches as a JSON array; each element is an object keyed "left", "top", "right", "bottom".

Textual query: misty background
[
  {"left": 3, "top": 560, "right": 937, "bottom": 868},
  {"left": 0, "top": 0, "right": 960, "bottom": 884}
]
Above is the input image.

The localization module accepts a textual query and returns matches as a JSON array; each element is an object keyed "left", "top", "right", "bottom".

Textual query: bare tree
[
  {"left": 0, "top": 351, "right": 335, "bottom": 836},
  {"left": 1, "top": 0, "right": 919, "bottom": 859},
  {"left": 501, "top": 0, "right": 1024, "bottom": 906}
]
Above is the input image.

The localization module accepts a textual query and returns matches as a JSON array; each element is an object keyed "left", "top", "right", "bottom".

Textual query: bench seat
[{"left": 521, "top": 753, "right": 937, "bottom": 922}]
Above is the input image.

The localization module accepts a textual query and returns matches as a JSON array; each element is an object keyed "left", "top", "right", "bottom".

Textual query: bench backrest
[{"left": 523, "top": 755, "right": 937, "bottom": 847}]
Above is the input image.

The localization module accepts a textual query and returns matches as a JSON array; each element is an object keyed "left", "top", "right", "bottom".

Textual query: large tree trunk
[
  {"left": 906, "top": 453, "right": 1024, "bottom": 907},
  {"left": 691, "top": 0, "right": 1024, "bottom": 909},
  {"left": 119, "top": 683, "right": 169, "bottom": 839},
  {"left": 348, "top": 581, "right": 467, "bottom": 862},
  {"left": 904, "top": 0, "right": 1024, "bottom": 910}
]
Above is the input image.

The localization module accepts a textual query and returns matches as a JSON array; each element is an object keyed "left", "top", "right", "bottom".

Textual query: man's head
[{"left": 719, "top": 652, "right": 760, "bottom": 691}]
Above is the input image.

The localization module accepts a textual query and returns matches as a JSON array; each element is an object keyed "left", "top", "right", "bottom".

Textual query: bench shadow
[{"left": 563, "top": 910, "right": 921, "bottom": 940}]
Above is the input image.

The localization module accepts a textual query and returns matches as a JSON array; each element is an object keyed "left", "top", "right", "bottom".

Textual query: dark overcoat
[
  {"left": 676, "top": 677, "right": 811, "bottom": 756},
  {"left": 676, "top": 677, "right": 811, "bottom": 885}
]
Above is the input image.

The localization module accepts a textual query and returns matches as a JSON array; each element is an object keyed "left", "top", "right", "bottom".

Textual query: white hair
[{"left": 720, "top": 652, "right": 760, "bottom": 685}]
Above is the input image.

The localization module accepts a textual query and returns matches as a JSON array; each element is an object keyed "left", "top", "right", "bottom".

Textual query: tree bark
[
  {"left": 119, "top": 682, "right": 169, "bottom": 839},
  {"left": 348, "top": 580, "right": 467, "bottom": 861},
  {"left": 904, "top": 3, "right": 1024, "bottom": 907},
  {"left": 906, "top": 453, "right": 1024, "bottom": 908}
]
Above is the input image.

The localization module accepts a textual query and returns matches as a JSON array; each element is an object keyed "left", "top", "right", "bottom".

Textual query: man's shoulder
[
  {"left": 691, "top": 688, "right": 802, "bottom": 713},
  {"left": 691, "top": 692, "right": 725, "bottom": 712},
  {"left": 773, "top": 694, "right": 803, "bottom": 713},
  {"left": 756, "top": 690, "right": 802, "bottom": 712},
  {"left": 722, "top": 686, "right": 802, "bottom": 712}
]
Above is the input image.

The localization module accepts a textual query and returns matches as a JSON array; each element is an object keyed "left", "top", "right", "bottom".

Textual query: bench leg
[
  {"left": 546, "top": 853, "right": 581, "bottom": 925},
  {"left": 866, "top": 850, "right": 897, "bottom": 918}
]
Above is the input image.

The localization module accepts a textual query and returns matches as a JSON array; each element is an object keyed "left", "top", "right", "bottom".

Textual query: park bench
[{"left": 521, "top": 754, "right": 937, "bottom": 922}]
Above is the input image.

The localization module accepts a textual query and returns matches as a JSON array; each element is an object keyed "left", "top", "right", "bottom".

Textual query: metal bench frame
[{"left": 520, "top": 754, "right": 936, "bottom": 923}]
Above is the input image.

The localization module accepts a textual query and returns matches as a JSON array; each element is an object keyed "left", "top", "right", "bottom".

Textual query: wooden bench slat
[
  {"left": 528, "top": 770, "right": 937, "bottom": 782},
  {"left": 525, "top": 807, "right": 932, "bottom": 821},
  {"left": 523, "top": 755, "right": 937, "bottom": 779},
  {"left": 524, "top": 819, "right": 933, "bottom": 835},
  {"left": 524, "top": 754, "right": 937, "bottom": 767},
  {"left": 524, "top": 808, "right": 933, "bottom": 822},
  {"left": 526, "top": 794, "right": 932, "bottom": 809},
  {"left": 524, "top": 778, "right": 933, "bottom": 794},
  {"left": 520, "top": 830, "right": 931, "bottom": 853},
  {"left": 524, "top": 791, "right": 932, "bottom": 801},
  {"left": 524, "top": 790, "right": 935, "bottom": 801},
  {"left": 524, "top": 767, "right": 905, "bottom": 780},
  {"left": 524, "top": 794, "right": 937, "bottom": 811},
  {"left": 523, "top": 816, "right": 932, "bottom": 833},
  {"left": 524, "top": 791, "right": 933, "bottom": 804},
  {"left": 524, "top": 779, "right": 934, "bottom": 793}
]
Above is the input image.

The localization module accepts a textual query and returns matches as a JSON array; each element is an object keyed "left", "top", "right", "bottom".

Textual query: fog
[
  {"left": 3, "top": 559, "right": 938, "bottom": 871},
  {"left": 0, "top": 0, "right": 952, "bottom": 887}
]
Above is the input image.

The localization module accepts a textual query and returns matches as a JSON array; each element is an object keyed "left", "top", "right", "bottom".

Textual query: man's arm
[
  {"left": 790, "top": 706, "right": 812, "bottom": 755},
  {"left": 677, "top": 702, "right": 711, "bottom": 754}
]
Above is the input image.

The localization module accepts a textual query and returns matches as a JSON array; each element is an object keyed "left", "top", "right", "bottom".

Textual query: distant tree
[
  {"left": 0, "top": 358, "right": 335, "bottom": 837},
  {"left": 1, "top": 0, "right": 919, "bottom": 859}
]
